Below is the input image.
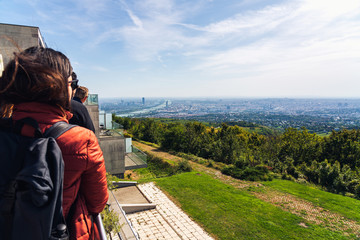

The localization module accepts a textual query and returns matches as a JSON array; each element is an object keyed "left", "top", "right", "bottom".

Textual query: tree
[
  {"left": 322, "top": 129, "right": 360, "bottom": 169},
  {"left": 141, "top": 119, "right": 163, "bottom": 144},
  {"left": 278, "top": 128, "right": 322, "bottom": 166},
  {"left": 183, "top": 122, "right": 206, "bottom": 155},
  {"left": 161, "top": 123, "right": 186, "bottom": 152}
]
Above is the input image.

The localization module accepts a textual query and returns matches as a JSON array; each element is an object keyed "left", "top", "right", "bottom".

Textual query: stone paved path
[{"left": 126, "top": 182, "right": 214, "bottom": 240}]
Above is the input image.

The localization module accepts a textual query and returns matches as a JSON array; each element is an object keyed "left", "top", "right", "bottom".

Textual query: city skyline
[{"left": 1, "top": 0, "right": 360, "bottom": 98}]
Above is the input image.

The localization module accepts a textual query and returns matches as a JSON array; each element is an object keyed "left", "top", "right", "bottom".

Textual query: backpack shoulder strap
[
  {"left": 44, "top": 121, "right": 77, "bottom": 139},
  {"left": 14, "top": 117, "right": 43, "bottom": 137}
]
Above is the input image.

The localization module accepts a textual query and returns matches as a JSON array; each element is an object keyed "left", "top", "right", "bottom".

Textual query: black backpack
[{"left": 0, "top": 117, "right": 76, "bottom": 240}]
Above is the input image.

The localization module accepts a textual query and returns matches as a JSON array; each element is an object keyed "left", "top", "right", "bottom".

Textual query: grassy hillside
[
  {"left": 129, "top": 141, "right": 360, "bottom": 239},
  {"left": 262, "top": 180, "right": 360, "bottom": 222},
  {"left": 156, "top": 173, "right": 353, "bottom": 239}
]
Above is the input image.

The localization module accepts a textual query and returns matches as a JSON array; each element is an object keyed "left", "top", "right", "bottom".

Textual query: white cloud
[
  {"left": 299, "top": 0, "right": 360, "bottom": 19},
  {"left": 193, "top": 0, "right": 360, "bottom": 74},
  {"left": 99, "top": 0, "right": 186, "bottom": 61},
  {"left": 202, "top": 5, "right": 293, "bottom": 35},
  {"left": 10, "top": 0, "right": 359, "bottom": 97},
  {"left": 119, "top": 0, "right": 144, "bottom": 28}
]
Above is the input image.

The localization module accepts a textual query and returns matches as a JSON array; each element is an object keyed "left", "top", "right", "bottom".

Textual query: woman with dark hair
[{"left": 0, "top": 46, "right": 108, "bottom": 240}]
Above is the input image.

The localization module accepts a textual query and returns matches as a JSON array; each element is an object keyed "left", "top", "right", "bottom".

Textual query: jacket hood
[{"left": 12, "top": 102, "right": 73, "bottom": 125}]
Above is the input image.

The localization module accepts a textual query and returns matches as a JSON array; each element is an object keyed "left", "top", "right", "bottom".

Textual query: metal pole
[{"left": 95, "top": 214, "right": 108, "bottom": 240}]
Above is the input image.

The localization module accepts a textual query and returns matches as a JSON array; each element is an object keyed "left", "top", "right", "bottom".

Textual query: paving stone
[{"left": 126, "top": 182, "right": 214, "bottom": 240}]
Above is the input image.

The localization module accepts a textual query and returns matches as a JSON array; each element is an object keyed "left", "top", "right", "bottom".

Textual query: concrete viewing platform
[{"left": 108, "top": 182, "right": 214, "bottom": 240}]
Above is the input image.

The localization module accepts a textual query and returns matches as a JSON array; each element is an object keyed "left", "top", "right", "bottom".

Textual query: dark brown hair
[{"left": 0, "top": 46, "right": 72, "bottom": 113}]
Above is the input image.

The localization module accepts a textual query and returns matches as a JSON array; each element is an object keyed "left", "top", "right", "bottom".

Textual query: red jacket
[{"left": 12, "top": 102, "right": 109, "bottom": 240}]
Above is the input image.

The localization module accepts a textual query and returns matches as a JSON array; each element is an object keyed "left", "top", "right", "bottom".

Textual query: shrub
[
  {"left": 235, "top": 158, "right": 248, "bottom": 169},
  {"left": 101, "top": 205, "right": 122, "bottom": 237},
  {"left": 282, "top": 174, "right": 295, "bottom": 181},
  {"left": 295, "top": 178, "right": 308, "bottom": 184},
  {"left": 177, "top": 160, "right": 192, "bottom": 172},
  {"left": 355, "top": 184, "right": 360, "bottom": 199},
  {"left": 146, "top": 153, "right": 194, "bottom": 177},
  {"left": 221, "top": 165, "right": 272, "bottom": 182},
  {"left": 221, "top": 166, "right": 232, "bottom": 176},
  {"left": 286, "top": 165, "right": 300, "bottom": 179},
  {"left": 123, "top": 132, "right": 133, "bottom": 138},
  {"left": 147, "top": 153, "right": 175, "bottom": 176},
  {"left": 348, "top": 179, "right": 360, "bottom": 193},
  {"left": 241, "top": 166, "right": 271, "bottom": 181},
  {"left": 106, "top": 173, "right": 121, "bottom": 190}
]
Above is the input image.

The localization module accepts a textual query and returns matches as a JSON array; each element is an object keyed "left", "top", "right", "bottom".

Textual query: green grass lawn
[
  {"left": 262, "top": 179, "right": 360, "bottom": 222},
  {"left": 155, "top": 172, "right": 350, "bottom": 240}
]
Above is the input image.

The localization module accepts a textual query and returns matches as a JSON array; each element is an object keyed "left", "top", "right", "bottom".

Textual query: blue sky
[{"left": 1, "top": 0, "right": 360, "bottom": 98}]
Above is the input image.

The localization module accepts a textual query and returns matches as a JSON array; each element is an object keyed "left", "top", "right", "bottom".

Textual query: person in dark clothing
[{"left": 69, "top": 84, "right": 96, "bottom": 133}]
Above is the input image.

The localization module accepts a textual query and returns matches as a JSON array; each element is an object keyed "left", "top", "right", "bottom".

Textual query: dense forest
[{"left": 114, "top": 116, "right": 360, "bottom": 198}]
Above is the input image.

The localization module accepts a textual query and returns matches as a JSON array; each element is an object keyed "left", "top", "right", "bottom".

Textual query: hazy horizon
[{"left": 100, "top": 96, "right": 360, "bottom": 100}]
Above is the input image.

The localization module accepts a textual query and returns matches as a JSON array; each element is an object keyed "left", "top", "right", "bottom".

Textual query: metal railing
[
  {"left": 131, "top": 146, "right": 147, "bottom": 163},
  {"left": 110, "top": 190, "right": 140, "bottom": 240},
  {"left": 95, "top": 214, "right": 108, "bottom": 240},
  {"left": 112, "top": 121, "right": 123, "bottom": 130}
]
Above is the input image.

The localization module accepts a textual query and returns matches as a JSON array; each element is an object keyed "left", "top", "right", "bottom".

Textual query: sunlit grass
[
  {"left": 262, "top": 179, "right": 360, "bottom": 222},
  {"left": 155, "top": 172, "right": 349, "bottom": 240}
]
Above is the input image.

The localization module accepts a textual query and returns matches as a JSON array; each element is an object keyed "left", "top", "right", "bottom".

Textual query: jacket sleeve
[{"left": 80, "top": 131, "right": 108, "bottom": 214}]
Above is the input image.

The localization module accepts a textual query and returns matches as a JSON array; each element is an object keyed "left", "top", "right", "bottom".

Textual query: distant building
[
  {"left": 142, "top": 97, "right": 145, "bottom": 105},
  {"left": 99, "top": 110, "right": 113, "bottom": 130},
  {"left": 0, "top": 23, "right": 46, "bottom": 69}
]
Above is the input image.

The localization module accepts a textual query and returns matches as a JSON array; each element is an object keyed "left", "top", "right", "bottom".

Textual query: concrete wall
[
  {"left": 99, "top": 137, "right": 125, "bottom": 178},
  {"left": 0, "top": 23, "right": 45, "bottom": 67},
  {"left": 86, "top": 102, "right": 126, "bottom": 178},
  {"left": 85, "top": 105, "right": 100, "bottom": 138}
]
